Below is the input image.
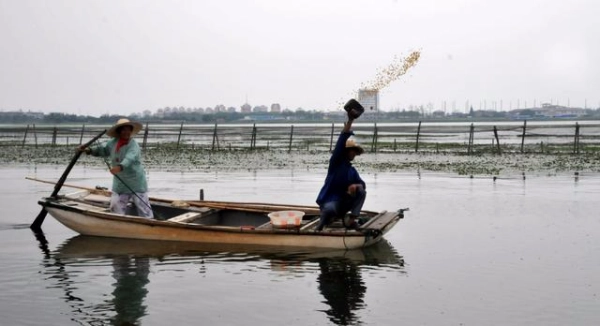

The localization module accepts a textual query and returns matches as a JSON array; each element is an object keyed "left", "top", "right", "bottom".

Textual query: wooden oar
[{"left": 30, "top": 129, "right": 107, "bottom": 231}]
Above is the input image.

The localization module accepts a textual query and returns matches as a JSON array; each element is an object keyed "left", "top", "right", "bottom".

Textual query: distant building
[
  {"left": 271, "top": 103, "right": 281, "bottom": 113},
  {"left": 432, "top": 110, "right": 446, "bottom": 118},
  {"left": 253, "top": 105, "right": 268, "bottom": 113},
  {"left": 227, "top": 107, "right": 237, "bottom": 113},
  {"left": 357, "top": 89, "right": 379, "bottom": 115},
  {"left": 537, "top": 103, "right": 585, "bottom": 118},
  {"left": 241, "top": 103, "right": 252, "bottom": 113}
]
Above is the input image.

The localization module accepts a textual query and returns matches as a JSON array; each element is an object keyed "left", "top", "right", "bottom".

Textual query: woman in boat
[
  {"left": 315, "top": 112, "right": 366, "bottom": 231},
  {"left": 79, "top": 118, "right": 154, "bottom": 218}
]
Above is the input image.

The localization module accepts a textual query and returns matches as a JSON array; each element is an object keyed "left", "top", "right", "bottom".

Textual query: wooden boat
[{"left": 33, "top": 180, "right": 406, "bottom": 250}]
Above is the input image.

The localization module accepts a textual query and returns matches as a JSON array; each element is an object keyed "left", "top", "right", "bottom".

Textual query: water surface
[{"left": 1, "top": 166, "right": 599, "bottom": 325}]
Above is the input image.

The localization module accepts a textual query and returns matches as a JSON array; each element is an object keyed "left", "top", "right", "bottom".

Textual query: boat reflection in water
[{"left": 38, "top": 235, "right": 405, "bottom": 325}]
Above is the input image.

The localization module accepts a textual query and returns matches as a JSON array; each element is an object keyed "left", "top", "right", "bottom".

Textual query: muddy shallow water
[{"left": 1, "top": 165, "right": 599, "bottom": 325}]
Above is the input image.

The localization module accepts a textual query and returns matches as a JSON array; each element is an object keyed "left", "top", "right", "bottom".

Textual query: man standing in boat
[
  {"left": 315, "top": 100, "right": 366, "bottom": 231},
  {"left": 79, "top": 118, "right": 154, "bottom": 219}
]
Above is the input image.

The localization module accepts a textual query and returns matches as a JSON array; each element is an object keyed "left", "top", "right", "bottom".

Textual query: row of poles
[{"left": 16, "top": 121, "right": 587, "bottom": 155}]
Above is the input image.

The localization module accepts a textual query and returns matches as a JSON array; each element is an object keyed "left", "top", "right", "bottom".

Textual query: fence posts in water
[
  {"left": 212, "top": 123, "right": 220, "bottom": 151},
  {"left": 329, "top": 123, "right": 334, "bottom": 152},
  {"left": 520, "top": 120, "right": 527, "bottom": 153},
  {"left": 142, "top": 123, "right": 149, "bottom": 150},
  {"left": 22, "top": 124, "right": 29, "bottom": 147},
  {"left": 250, "top": 124, "right": 257, "bottom": 150},
  {"left": 573, "top": 122, "right": 580, "bottom": 154},
  {"left": 288, "top": 125, "right": 294, "bottom": 152},
  {"left": 32, "top": 124, "right": 38, "bottom": 148},
  {"left": 415, "top": 121, "right": 422, "bottom": 152},
  {"left": 371, "top": 122, "right": 378, "bottom": 152},
  {"left": 79, "top": 124, "right": 85, "bottom": 145},
  {"left": 51, "top": 127, "right": 58, "bottom": 146},
  {"left": 176, "top": 121, "right": 184, "bottom": 149},
  {"left": 540, "top": 141, "right": 544, "bottom": 153},
  {"left": 493, "top": 126, "right": 501, "bottom": 154},
  {"left": 467, "top": 123, "right": 475, "bottom": 155}
]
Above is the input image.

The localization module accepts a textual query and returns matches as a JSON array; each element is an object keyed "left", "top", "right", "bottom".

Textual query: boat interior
[{"left": 59, "top": 191, "right": 372, "bottom": 232}]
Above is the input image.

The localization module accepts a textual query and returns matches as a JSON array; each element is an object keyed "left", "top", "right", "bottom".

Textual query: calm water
[{"left": 1, "top": 166, "right": 599, "bottom": 325}]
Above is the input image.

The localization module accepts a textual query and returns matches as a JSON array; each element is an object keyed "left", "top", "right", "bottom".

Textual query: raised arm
[{"left": 342, "top": 115, "right": 354, "bottom": 133}]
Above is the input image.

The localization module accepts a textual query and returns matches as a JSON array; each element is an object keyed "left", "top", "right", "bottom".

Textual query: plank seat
[
  {"left": 168, "top": 212, "right": 203, "bottom": 223},
  {"left": 84, "top": 194, "right": 111, "bottom": 204},
  {"left": 360, "top": 211, "right": 396, "bottom": 229}
]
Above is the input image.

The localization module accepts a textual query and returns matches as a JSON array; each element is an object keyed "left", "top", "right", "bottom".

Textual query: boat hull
[{"left": 45, "top": 206, "right": 378, "bottom": 250}]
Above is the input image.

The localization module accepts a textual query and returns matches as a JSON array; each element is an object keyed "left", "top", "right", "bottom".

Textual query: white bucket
[{"left": 268, "top": 210, "right": 305, "bottom": 228}]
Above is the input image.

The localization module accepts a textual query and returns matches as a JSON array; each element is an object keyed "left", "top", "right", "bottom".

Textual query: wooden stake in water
[
  {"left": 33, "top": 124, "right": 38, "bottom": 148},
  {"left": 52, "top": 126, "right": 58, "bottom": 146},
  {"left": 142, "top": 122, "right": 149, "bottom": 150},
  {"left": 493, "top": 126, "right": 501, "bottom": 154},
  {"left": 288, "top": 125, "right": 294, "bottom": 153},
  {"left": 22, "top": 124, "right": 29, "bottom": 147},
  {"left": 371, "top": 122, "right": 378, "bottom": 152},
  {"left": 467, "top": 123, "right": 475, "bottom": 155},
  {"left": 212, "top": 123, "right": 219, "bottom": 151},
  {"left": 79, "top": 124, "right": 85, "bottom": 145},
  {"left": 415, "top": 121, "right": 422, "bottom": 152},
  {"left": 177, "top": 121, "right": 184, "bottom": 149},
  {"left": 573, "top": 122, "right": 580, "bottom": 155},
  {"left": 250, "top": 124, "right": 257, "bottom": 150},
  {"left": 520, "top": 120, "right": 527, "bottom": 153}
]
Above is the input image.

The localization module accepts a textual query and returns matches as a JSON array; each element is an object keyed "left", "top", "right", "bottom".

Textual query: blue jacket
[{"left": 316, "top": 131, "right": 366, "bottom": 206}]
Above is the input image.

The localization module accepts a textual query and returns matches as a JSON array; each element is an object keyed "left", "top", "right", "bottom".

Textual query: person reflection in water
[
  {"left": 317, "top": 258, "right": 366, "bottom": 325},
  {"left": 110, "top": 256, "right": 150, "bottom": 326}
]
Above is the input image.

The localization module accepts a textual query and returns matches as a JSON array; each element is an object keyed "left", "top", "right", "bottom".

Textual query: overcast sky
[{"left": 1, "top": 0, "right": 598, "bottom": 115}]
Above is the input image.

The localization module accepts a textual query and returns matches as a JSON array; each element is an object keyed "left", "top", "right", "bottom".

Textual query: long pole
[{"left": 31, "top": 129, "right": 107, "bottom": 231}]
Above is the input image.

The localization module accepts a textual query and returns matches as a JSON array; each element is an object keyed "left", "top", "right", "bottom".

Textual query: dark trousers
[{"left": 316, "top": 188, "right": 366, "bottom": 230}]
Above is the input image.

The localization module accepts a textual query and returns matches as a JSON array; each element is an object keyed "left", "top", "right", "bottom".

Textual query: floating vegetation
[{"left": 4, "top": 144, "right": 600, "bottom": 178}]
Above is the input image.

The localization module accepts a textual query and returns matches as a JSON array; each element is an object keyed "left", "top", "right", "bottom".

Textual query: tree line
[{"left": 2, "top": 106, "right": 600, "bottom": 124}]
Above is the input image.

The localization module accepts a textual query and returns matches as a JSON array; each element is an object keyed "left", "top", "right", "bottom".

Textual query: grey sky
[{"left": 1, "top": 0, "right": 598, "bottom": 115}]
